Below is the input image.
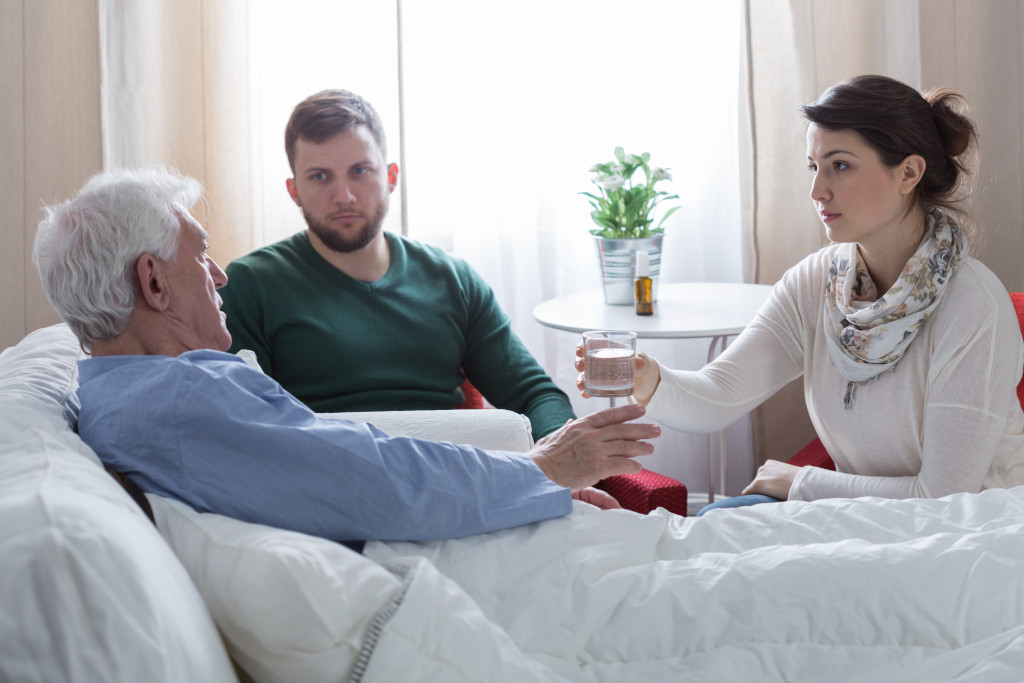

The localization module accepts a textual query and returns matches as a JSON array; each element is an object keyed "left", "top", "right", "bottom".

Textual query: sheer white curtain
[
  {"left": 400, "top": 1, "right": 751, "bottom": 491},
  {"left": 101, "top": 0, "right": 753, "bottom": 495}
]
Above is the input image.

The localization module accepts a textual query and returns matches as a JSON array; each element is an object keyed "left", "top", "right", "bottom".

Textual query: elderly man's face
[{"left": 164, "top": 212, "right": 231, "bottom": 352}]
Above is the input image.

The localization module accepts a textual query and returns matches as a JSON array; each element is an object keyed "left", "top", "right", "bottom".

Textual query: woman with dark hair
[{"left": 577, "top": 74, "right": 1024, "bottom": 515}]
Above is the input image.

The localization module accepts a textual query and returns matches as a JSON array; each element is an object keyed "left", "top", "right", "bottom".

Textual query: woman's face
[{"left": 806, "top": 124, "right": 917, "bottom": 253}]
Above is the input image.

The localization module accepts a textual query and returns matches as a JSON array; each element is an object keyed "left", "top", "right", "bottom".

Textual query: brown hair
[
  {"left": 801, "top": 75, "right": 978, "bottom": 230},
  {"left": 284, "top": 89, "right": 388, "bottom": 172}
]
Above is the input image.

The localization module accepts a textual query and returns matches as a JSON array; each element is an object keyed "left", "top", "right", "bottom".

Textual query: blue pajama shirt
[{"left": 75, "top": 351, "right": 570, "bottom": 545}]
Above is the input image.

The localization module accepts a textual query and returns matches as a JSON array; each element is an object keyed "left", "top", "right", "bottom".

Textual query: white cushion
[
  {"left": 150, "top": 496, "right": 405, "bottom": 683},
  {"left": 241, "top": 340, "right": 535, "bottom": 452},
  {"left": 337, "top": 409, "right": 534, "bottom": 451},
  {"left": 0, "top": 325, "right": 238, "bottom": 682}
]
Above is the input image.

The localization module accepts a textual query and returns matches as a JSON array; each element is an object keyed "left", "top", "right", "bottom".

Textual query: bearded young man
[{"left": 219, "top": 89, "right": 576, "bottom": 438}]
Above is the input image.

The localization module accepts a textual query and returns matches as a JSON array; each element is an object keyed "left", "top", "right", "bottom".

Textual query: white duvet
[{"left": 361, "top": 490, "right": 1024, "bottom": 682}]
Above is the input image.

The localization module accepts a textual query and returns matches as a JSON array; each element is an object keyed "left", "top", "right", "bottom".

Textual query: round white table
[{"left": 532, "top": 282, "right": 774, "bottom": 503}]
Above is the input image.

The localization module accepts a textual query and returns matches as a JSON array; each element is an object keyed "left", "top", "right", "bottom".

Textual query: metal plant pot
[{"left": 592, "top": 234, "right": 663, "bottom": 305}]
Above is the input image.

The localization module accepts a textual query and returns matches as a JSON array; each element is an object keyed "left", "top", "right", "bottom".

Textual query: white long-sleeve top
[{"left": 645, "top": 245, "right": 1024, "bottom": 501}]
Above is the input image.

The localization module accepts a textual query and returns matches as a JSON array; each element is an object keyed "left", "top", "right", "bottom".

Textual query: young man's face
[{"left": 286, "top": 126, "right": 398, "bottom": 254}]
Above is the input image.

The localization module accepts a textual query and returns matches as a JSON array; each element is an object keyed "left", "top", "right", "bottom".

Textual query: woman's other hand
[{"left": 741, "top": 459, "right": 799, "bottom": 499}]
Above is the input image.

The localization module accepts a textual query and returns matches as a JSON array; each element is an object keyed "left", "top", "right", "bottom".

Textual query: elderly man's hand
[
  {"left": 572, "top": 487, "right": 623, "bottom": 510},
  {"left": 530, "top": 403, "right": 659, "bottom": 492}
]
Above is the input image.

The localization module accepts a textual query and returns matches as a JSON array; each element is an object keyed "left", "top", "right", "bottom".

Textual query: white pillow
[
  {"left": 0, "top": 400, "right": 238, "bottom": 683},
  {"left": 0, "top": 325, "right": 238, "bottom": 682},
  {"left": 0, "top": 323, "right": 83, "bottom": 426},
  {"left": 148, "top": 411, "right": 539, "bottom": 683},
  {"left": 150, "top": 496, "right": 405, "bottom": 683},
  {"left": 149, "top": 496, "right": 573, "bottom": 683}
]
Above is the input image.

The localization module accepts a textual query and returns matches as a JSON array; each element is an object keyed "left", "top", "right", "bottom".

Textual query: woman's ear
[
  {"left": 136, "top": 254, "right": 171, "bottom": 311},
  {"left": 899, "top": 154, "right": 927, "bottom": 196}
]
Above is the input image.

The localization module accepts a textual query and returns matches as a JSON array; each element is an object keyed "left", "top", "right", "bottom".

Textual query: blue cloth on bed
[
  {"left": 696, "top": 494, "right": 783, "bottom": 516},
  {"left": 75, "top": 350, "right": 571, "bottom": 545}
]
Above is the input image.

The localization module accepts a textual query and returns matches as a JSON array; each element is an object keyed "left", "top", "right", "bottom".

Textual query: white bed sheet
[{"left": 363, "top": 491, "right": 1024, "bottom": 682}]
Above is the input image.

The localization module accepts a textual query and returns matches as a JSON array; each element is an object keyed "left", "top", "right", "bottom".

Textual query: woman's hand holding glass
[{"left": 575, "top": 344, "right": 661, "bottom": 405}]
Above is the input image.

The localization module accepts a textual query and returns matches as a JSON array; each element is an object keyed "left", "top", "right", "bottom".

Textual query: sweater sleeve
[
  {"left": 455, "top": 262, "right": 575, "bottom": 438},
  {"left": 76, "top": 354, "right": 572, "bottom": 542},
  {"left": 645, "top": 282, "right": 806, "bottom": 433},
  {"left": 220, "top": 261, "right": 275, "bottom": 375}
]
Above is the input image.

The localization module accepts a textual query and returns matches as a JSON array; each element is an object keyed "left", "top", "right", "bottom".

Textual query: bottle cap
[{"left": 635, "top": 250, "right": 650, "bottom": 278}]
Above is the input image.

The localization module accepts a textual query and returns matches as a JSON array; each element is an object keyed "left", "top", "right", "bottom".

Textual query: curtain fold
[{"left": 398, "top": 0, "right": 752, "bottom": 490}]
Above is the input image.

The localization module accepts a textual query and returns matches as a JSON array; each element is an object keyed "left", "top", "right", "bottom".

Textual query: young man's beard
[{"left": 303, "top": 199, "right": 388, "bottom": 254}]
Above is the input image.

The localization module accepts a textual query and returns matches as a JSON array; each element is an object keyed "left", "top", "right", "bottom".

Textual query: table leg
[{"left": 706, "top": 334, "right": 732, "bottom": 502}]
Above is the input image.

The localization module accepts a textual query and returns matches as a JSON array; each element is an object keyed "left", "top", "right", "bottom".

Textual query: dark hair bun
[{"left": 925, "top": 88, "right": 975, "bottom": 159}]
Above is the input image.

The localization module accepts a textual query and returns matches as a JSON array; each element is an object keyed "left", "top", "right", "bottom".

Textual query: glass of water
[{"left": 582, "top": 330, "right": 637, "bottom": 397}]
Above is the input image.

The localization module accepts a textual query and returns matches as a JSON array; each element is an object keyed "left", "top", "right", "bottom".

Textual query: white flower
[
  {"left": 652, "top": 167, "right": 672, "bottom": 181},
  {"left": 601, "top": 175, "right": 626, "bottom": 191},
  {"left": 588, "top": 164, "right": 601, "bottom": 172},
  {"left": 610, "top": 163, "right": 625, "bottom": 174}
]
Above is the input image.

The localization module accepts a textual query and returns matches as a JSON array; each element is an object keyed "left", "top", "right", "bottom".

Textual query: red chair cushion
[
  {"left": 786, "top": 437, "right": 836, "bottom": 470},
  {"left": 596, "top": 469, "right": 688, "bottom": 516},
  {"left": 457, "top": 377, "right": 486, "bottom": 409},
  {"left": 1009, "top": 292, "right": 1024, "bottom": 407}
]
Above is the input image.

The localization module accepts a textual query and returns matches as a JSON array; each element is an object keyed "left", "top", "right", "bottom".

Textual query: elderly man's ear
[{"left": 135, "top": 254, "right": 172, "bottom": 312}]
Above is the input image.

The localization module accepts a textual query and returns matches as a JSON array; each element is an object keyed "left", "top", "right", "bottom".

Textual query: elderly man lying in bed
[{"left": 33, "top": 167, "right": 659, "bottom": 550}]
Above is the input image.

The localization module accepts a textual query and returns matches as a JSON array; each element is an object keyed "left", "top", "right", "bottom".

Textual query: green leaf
[{"left": 655, "top": 206, "right": 681, "bottom": 228}]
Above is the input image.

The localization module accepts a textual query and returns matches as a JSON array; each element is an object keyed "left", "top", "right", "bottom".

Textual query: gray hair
[{"left": 33, "top": 167, "right": 204, "bottom": 351}]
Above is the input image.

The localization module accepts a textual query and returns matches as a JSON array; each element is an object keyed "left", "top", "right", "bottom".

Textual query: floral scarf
[{"left": 824, "top": 209, "right": 967, "bottom": 409}]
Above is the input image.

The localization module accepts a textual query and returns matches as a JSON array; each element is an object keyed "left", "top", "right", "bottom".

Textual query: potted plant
[{"left": 582, "top": 147, "right": 680, "bottom": 304}]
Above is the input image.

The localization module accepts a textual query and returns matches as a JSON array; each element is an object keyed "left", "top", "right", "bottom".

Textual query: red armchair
[
  {"left": 458, "top": 380, "right": 687, "bottom": 516},
  {"left": 788, "top": 291, "right": 1024, "bottom": 471}
]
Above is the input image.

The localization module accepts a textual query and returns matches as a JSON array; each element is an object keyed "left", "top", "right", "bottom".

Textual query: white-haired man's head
[{"left": 34, "top": 167, "right": 209, "bottom": 352}]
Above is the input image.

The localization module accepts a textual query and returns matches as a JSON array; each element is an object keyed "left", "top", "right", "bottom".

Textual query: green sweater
[{"left": 220, "top": 231, "right": 575, "bottom": 437}]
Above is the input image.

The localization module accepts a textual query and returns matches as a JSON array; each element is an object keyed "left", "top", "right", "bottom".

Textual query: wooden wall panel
[
  {"left": 21, "top": 0, "right": 103, "bottom": 336},
  {"left": 956, "top": 1, "right": 1024, "bottom": 292},
  {"left": 0, "top": 0, "right": 26, "bottom": 350},
  {"left": 920, "top": 1, "right": 1024, "bottom": 293}
]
